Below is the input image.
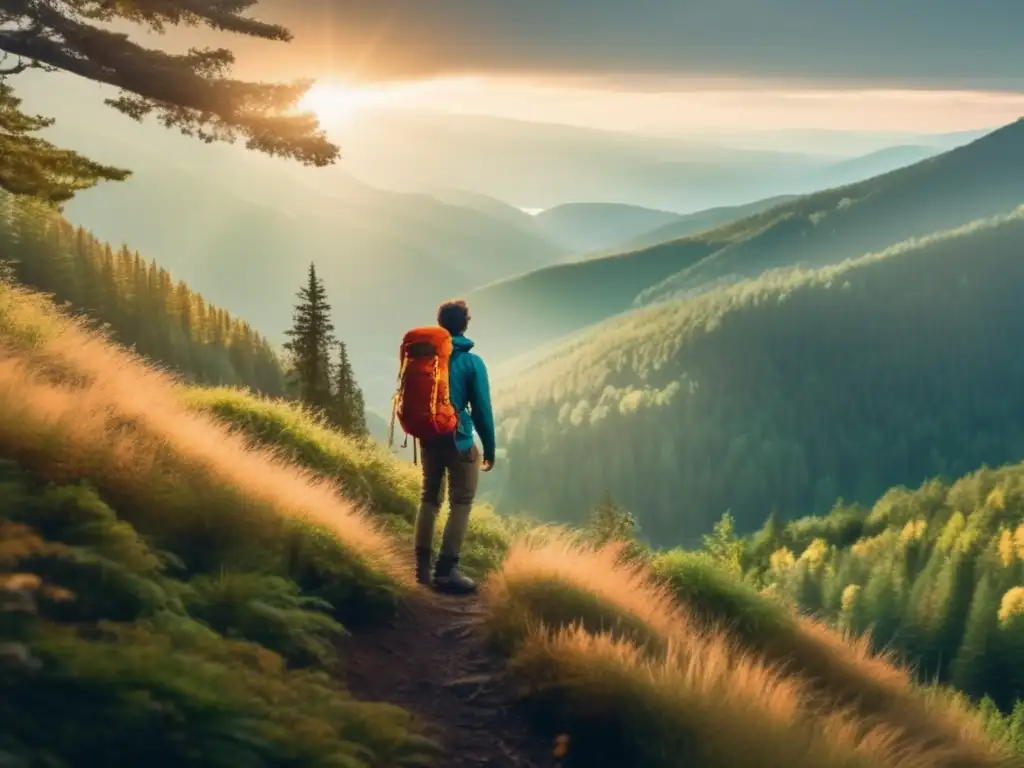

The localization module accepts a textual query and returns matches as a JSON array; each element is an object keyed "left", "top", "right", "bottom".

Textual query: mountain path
[{"left": 342, "top": 591, "right": 558, "bottom": 768}]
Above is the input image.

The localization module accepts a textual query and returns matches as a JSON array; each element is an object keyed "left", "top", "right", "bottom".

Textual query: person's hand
[{"left": 482, "top": 458, "right": 494, "bottom": 472}]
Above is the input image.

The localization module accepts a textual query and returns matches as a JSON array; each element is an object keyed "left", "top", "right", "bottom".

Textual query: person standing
[{"left": 388, "top": 299, "right": 495, "bottom": 594}]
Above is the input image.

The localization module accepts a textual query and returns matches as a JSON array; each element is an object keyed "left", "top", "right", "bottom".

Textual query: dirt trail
[{"left": 343, "top": 591, "right": 557, "bottom": 768}]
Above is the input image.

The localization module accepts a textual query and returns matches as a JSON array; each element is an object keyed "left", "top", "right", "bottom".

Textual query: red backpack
[{"left": 388, "top": 327, "right": 458, "bottom": 463}]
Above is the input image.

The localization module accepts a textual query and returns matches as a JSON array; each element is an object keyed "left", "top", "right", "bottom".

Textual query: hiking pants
[{"left": 414, "top": 436, "right": 480, "bottom": 558}]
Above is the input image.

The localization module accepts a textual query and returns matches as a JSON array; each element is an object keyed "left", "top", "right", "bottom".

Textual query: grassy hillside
[
  {"left": 491, "top": 207, "right": 1024, "bottom": 544},
  {"left": 534, "top": 202, "right": 680, "bottom": 253},
  {"left": 0, "top": 280, "right": 443, "bottom": 766},
  {"left": 3, "top": 278, "right": 1021, "bottom": 767},
  {"left": 480, "top": 532, "right": 1019, "bottom": 768},
  {"left": 471, "top": 119, "right": 1024, "bottom": 361}
]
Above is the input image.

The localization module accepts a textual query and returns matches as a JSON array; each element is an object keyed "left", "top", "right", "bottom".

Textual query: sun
[{"left": 299, "top": 82, "right": 370, "bottom": 126}]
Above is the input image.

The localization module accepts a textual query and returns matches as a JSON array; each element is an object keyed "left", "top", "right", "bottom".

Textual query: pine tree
[
  {"left": 951, "top": 572, "right": 1001, "bottom": 697},
  {"left": 284, "top": 263, "right": 335, "bottom": 412},
  {"left": 331, "top": 341, "right": 368, "bottom": 438},
  {"left": 0, "top": 2, "right": 337, "bottom": 205}
]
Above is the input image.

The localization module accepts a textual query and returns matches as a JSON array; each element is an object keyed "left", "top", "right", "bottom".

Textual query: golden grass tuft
[
  {"left": 512, "top": 625, "right": 969, "bottom": 768},
  {"left": 483, "top": 532, "right": 690, "bottom": 651},
  {"left": 795, "top": 618, "right": 1008, "bottom": 760},
  {"left": 485, "top": 535, "right": 1020, "bottom": 768},
  {"left": 0, "top": 282, "right": 408, "bottom": 588}
]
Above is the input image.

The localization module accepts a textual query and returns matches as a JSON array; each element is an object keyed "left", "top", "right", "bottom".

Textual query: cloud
[{"left": 262, "top": 0, "right": 1024, "bottom": 88}]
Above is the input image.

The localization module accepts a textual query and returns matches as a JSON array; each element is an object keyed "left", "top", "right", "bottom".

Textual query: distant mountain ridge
[
  {"left": 640, "top": 118, "right": 1024, "bottom": 305},
  {"left": 469, "top": 120, "right": 1018, "bottom": 362}
]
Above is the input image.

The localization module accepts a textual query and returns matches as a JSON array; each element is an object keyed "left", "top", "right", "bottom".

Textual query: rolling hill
[
  {"left": 469, "top": 120, "right": 1017, "bottom": 362},
  {"left": 490, "top": 207, "right": 1024, "bottom": 546},
  {"left": 534, "top": 202, "right": 681, "bottom": 253}
]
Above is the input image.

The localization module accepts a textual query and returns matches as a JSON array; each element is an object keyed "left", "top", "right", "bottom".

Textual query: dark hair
[{"left": 437, "top": 300, "right": 470, "bottom": 336}]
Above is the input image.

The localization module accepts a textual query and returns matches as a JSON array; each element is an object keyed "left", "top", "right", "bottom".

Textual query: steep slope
[
  {"left": 534, "top": 202, "right": 681, "bottom": 253},
  {"left": 622, "top": 194, "right": 797, "bottom": 250},
  {"left": 481, "top": 535, "right": 1017, "bottom": 768},
  {"left": 471, "top": 119, "right": 1024, "bottom": 361},
  {"left": 0, "top": 280, "right": 429, "bottom": 767},
  {"left": 641, "top": 118, "right": 1024, "bottom": 303},
  {"left": 0, "top": 279, "right": 562, "bottom": 767},
  {"left": 491, "top": 208, "right": 1024, "bottom": 545}
]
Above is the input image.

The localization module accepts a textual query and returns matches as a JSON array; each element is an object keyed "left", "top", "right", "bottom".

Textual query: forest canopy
[{"left": 494, "top": 208, "right": 1024, "bottom": 546}]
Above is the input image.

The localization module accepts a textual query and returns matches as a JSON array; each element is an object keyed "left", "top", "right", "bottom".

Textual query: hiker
[{"left": 388, "top": 299, "right": 495, "bottom": 594}]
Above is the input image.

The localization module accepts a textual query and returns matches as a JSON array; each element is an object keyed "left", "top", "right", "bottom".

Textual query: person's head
[{"left": 437, "top": 299, "right": 471, "bottom": 337}]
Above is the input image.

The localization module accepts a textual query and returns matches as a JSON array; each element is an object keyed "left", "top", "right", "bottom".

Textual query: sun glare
[{"left": 299, "top": 83, "right": 374, "bottom": 126}]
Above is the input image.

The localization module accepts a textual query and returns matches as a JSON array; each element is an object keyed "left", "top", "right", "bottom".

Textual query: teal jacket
[{"left": 448, "top": 335, "right": 496, "bottom": 463}]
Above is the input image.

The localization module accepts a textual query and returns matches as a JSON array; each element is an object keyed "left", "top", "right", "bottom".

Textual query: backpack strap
[{"left": 429, "top": 356, "right": 440, "bottom": 418}]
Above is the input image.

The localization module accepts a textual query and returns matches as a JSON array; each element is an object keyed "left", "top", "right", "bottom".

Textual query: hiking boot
[
  {"left": 415, "top": 548, "right": 433, "bottom": 586},
  {"left": 433, "top": 554, "right": 477, "bottom": 595}
]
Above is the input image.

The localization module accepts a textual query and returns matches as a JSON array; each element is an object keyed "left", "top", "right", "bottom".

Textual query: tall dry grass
[
  {"left": 483, "top": 534, "right": 1020, "bottom": 768},
  {"left": 652, "top": 550, "right": 1008, "bottom": 764},
  {"left": 484, "top": 533, "right": 689, "bottom": 652},
  {"left": 0, "top": 282, "right": 408, "bottom": 590}
]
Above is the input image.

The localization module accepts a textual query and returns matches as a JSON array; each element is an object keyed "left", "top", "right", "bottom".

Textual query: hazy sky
[
  {"left": 151, "top": 0, "right": 1024, "bottom": 136},
  {"left": 25, "top": 1, "right": 1024, "bottom": 137},
  {"left": 252, "top": 0, "right": 1024, "bottom": 88}
]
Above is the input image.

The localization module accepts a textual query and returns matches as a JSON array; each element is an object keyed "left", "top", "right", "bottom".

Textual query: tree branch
[{"left": 0, "top": 5, "right": 338, "bottom": 165}]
